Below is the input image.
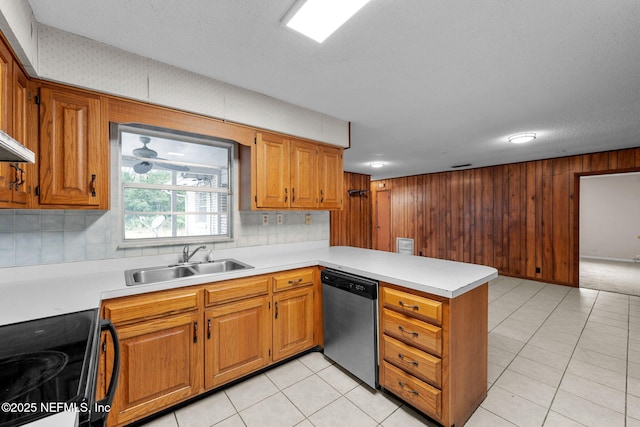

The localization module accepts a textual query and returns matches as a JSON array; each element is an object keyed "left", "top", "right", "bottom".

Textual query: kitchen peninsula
[{"left": 0, "top": 244, "right": 497, "bottom": 427}]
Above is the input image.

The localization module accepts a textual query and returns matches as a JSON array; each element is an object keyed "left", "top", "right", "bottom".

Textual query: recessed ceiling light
[
  {"left": 282, "top": 0, "right": 372, "bottom": 43},
  {"left": 508, "top": 133, "right": 537, "bottom": 144},
  {"left": 370, "top": 161, "right": 384, "bottom": 168}
]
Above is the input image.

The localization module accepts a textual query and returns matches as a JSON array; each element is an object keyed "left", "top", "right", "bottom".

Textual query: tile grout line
[
  {"left": 483, "top": 281, "right": 573, "bottom": 424},
  {"left": 539, "top": 288, "right": 601, "bottom": 426}
]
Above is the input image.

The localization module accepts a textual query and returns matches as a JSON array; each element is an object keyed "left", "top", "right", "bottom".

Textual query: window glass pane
[{"left": 118, "top": 124, "right": 233, "bottom": 244}]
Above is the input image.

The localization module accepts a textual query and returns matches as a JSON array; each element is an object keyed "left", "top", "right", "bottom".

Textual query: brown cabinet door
[
  {"left": 0, "top": 41, "right": 13, "bottom": 205},
  {"left": 272, "top": 285, "right": 314, "bottom": 361},
  {"left": 108, "top": 311, "right": 203, "bottom": 427},
  {"left": 317, "top": 145, "right": 343, "bottom": 209},
  {"left": 38, "top": 86, "right": 105, "bottom": 207},
  {"left": 204, "top": 295, "right": 271, "bottom": 389},
  {"left": 290, "top": 139, "right": 317, "bottom": 209},
  {"left": 9, "top": 64, "right": 30, "bottom": 206},
  {"left": 255, "top": 132, "right": 290, "bottom": 208}
]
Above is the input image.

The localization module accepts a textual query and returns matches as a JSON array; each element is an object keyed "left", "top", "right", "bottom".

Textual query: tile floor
[{"left": 138, "top": 276, "right": 640, "bottom": 427}]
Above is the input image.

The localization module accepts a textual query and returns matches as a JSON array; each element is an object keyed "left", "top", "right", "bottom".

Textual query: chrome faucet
[{"left": 183, "top": 245, "right": 206, "bottom": 263}]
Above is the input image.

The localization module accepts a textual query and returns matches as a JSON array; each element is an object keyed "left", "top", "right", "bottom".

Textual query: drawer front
[
  {"left": 383, "top": 308, "right": 442, "bottom": 356},
  {"left": 104, "top": 287, "right": 201, "bottom": 325},
  {"left": 382, "top": 287, "right": 443, "bottom": 325},
  {"left": 382, "top": 335, "right": 442, "bottom": 388},
  {"left": 383, "top": 361, "right": 442, "bottom": 419},
  {"left": 273, "top": 268, "right": 315, "bottom": 292},
  {"left": 205, "top": 275, "right": 270, "bottom": 306}
]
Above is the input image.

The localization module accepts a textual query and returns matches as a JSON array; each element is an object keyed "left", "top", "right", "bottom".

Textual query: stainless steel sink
[
  {"left": 191, "top": 259, "right": 254, "bottom": 274},
  {"left": 125, "top": 258, "right": 253, "bottom": 286}
]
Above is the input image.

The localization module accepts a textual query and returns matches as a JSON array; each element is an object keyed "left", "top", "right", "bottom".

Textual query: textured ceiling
[{"left": 27, "top": 0, "right": 640, "bottom": 179}]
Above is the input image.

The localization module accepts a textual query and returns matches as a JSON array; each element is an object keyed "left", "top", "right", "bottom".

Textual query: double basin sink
[{"left": 125, "top": 259, "right": 254, "bottom": 286}]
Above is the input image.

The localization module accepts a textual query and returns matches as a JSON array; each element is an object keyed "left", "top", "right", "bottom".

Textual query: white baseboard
[{"left": 580, "top": 255, "right": 640, "bottom": 263}]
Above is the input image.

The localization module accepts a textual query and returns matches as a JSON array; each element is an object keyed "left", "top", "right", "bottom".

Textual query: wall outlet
[
  {"left": 305, "top": 214, "right": 311, "bottom": 225},
  {"left": 277, "top": 214, "right": 284, "bottom": 225},
  {"left": 262, "top": 214, "right": 269, "bottom": 225}
]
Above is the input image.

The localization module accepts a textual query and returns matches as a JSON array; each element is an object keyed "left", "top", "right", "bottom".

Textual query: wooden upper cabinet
[
  {"left": 290, "top": 139, "right": 318, "bottom": 209},
  {"left": 37, "top": 85, "right": 107, "bottom": 208},
  {"left": 0, "top": 40, "right": 13, "bottom": 205},
  {"left": 250, "top": 131, "right": 343, "bottom": 210},
  {"left": 317, "top": 145, "right": 343, "bottom": 209},
  {"left": 0, "top": 40, "right": 31, "bottom": 207},
  {"left": 255, "top": 132, "right": 290, "bottom": 209},
  {"left": 9, "top": 64, "right": 31, "bottom": 206}
]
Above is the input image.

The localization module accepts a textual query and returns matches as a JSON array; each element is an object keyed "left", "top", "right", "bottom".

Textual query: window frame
[{"left": 113, "top": 123, "right": 235, "bottom": 248}]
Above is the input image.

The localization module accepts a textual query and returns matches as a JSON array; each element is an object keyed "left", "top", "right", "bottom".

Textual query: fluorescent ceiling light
[
  {"left": 508, "top": 133, "right": 537, "bottom": 144},
  {"left": 370, "top": 161, "right": 384, "bottom": 168},
  {"left": 283, "top": 0, "right": 372, "bottom": 43}
]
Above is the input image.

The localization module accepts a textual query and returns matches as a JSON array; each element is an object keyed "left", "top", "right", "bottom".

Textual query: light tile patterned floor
[{"left": 137, "top": 276, "right": 640, "bottom": 427}]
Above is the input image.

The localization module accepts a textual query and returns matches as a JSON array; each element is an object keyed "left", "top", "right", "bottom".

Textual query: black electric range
[{"left": 0, "top": 309, "right": 119, "bottom": 427}]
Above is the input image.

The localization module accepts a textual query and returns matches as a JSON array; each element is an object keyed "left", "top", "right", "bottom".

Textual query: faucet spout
[{"left": 183, "top": 245, "right": 206, "bottom": 263}]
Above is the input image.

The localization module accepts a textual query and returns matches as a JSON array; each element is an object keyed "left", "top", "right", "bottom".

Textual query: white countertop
[{"left": 0, "top": 244, "right": 497, "bottom": 326}]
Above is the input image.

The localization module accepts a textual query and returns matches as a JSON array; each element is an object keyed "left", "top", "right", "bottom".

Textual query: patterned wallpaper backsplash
[{"left": 0, "top": 209, "right": 329, "bottom": 268}]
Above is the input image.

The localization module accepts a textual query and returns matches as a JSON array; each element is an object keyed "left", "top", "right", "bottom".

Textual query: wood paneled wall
[
  {"left": 330, "top": 172, "right": 372, "bottom": 248},
  {"left": 369, "top": 147, "right": 640, "bottom": 287}
]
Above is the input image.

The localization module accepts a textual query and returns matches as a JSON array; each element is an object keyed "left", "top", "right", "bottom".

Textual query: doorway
[
  {"left": 375, "top": 190, "right": 391, "bottom": 252},
  {"left": 579, "top": 172, "right": 640, "bottom": 295}
]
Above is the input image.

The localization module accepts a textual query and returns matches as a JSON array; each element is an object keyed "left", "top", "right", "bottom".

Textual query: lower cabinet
[
  {"left": 272, "top": 285, "right": 315, "bottom": 361},
  {"left": 379, "top": 282, "right": 488, "bottom": 427},
  {"left": 100, "top": 267, "right": 319, "bottom": 427},
  {"left": 204, "top": 295, "right": 271, "bottom": 389},
  {"left": 109, "top": 312, "right": 203, "bottom": 426}
]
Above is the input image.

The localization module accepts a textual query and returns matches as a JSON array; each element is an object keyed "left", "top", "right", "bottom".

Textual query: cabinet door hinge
[
  {"left": 254, "top": 195, "right": 257, "bottom": 203},
  {"left": 268, "top": 301, "right": 271, "bottom": 309},
  {"left": 268, "top": 349, "right": 271, "bottom": 357},
  {"left": 35, "top": 185, "right": 40, "bottom": 196},
  {"left": 34, "top": 95, "right": 40, "bottom": 105},
  {"left": 102, "top": 338, "right": 107, "bottom": 353},
  {"left": 254, "top": 137, "right": 257, "bottom": 145}
]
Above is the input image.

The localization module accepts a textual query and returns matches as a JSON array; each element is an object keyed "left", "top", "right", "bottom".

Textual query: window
[{"left": 115, "top": 124, "right": 233, "bottom": 246}]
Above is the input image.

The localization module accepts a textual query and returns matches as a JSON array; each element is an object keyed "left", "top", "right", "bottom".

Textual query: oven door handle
[{"left": 91, "top": 319, "right": 120, "bottom": 426}]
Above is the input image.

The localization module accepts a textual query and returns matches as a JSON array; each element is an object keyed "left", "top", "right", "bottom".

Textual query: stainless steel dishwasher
[{"left": 322, "top": 268, "right": 378, "bottom": 388}]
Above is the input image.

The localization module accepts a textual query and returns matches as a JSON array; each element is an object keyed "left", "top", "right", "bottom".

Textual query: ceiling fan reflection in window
[{"left": 132, "top": 136, "right": 190, "bottom": 174}]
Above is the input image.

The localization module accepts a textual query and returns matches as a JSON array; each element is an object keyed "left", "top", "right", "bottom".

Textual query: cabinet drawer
[
  {"left": 382, "top": 309, "right": 442, "bottom": 357},
  {"left": 103, "top": 287, "right": 201, "bottom": 325},
  {"left": 382, "top": 287, "right": 443, "bottom": 325},
  {"left": 383, "top": 361, "right": 441, "bottom": 419},
  {"left": 382, "top": 335, "right": 442, "bottom": 388},
  {"left": 273, "top": 268, "right": 315, "bottom": 292},
  {"left": 205, "top": 275, "right": 270, "bottom": 306}
]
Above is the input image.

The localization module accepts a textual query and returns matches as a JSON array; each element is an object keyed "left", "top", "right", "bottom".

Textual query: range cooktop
[{"left": 0, "top": 309, "right": 100, "bottom": 427}]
